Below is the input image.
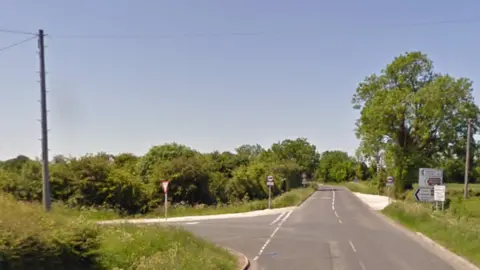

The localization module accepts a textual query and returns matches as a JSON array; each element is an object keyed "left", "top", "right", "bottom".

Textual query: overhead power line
[
  {"left": 48, "top": 17, "right": 480, "bottom": 40},
  {"left": 0, "top": 28, "right": 37, "bottom": 36},
  {"left": 50, "top": 31, "right": 274, "bottom": 39},
  {"left": 0, "top": 36, "right": 37, "bottom": 53}
]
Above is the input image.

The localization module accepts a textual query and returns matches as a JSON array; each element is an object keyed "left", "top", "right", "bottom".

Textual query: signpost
[
  {"left": 419, "top": 168, "right": 443, "bottom": 187},
  {"left": 385, "top": 176, "right": 394, "bottom": 203},
  {"left": 302, "top": 173, "right": 307, "bottom": 187},
  {"left": 414, "top": 187, "right": 434, "bottom": 202},
  {"left": 386, "top": 176, "right": 394, "bottom": 187},
  {"left": 161, "top": 180, "right": 169, "bottom": 219},
  {"left": 434, "top": 185, "right": 446, "bottom": 211},
  {"left": 415, "top": 168, "right": 444, "bottom": 204},
  {"left": 267, "top": 175, "right": 274, "bottom": 209}
]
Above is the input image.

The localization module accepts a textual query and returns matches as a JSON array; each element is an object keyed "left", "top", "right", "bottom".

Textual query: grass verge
[
  {"left": 382, "top": 200, "right": 480, "bottom": 267},
  {"left": 0, "top": 193, "right": 237, "bottom": 270},
  {"left": 327, "top": 181, "right": 379, "bottom": 195},
  {"left": 159, "top": 185, "right": 317, "bottom": 218},
  {"left": 99, "top": 225, "right": 236, "bottom": 270}
]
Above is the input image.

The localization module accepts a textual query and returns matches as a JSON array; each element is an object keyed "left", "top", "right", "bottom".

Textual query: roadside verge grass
[
  {"left": 0, "top": 193, "right": 237, "bottom": 270},
  {"left": 382, "top": 200, "right": 480, "bottom": 267},
  {"left": 99, "top": 225, "right": 236, "bottom": 270},
  {"left": 142, "top": 185, "right": 316, "bottom": 218},
  {"left": 327, "top": 181, "right": 379, "bottom": 195}
]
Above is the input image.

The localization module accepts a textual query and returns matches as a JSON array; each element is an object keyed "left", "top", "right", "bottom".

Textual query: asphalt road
[{"left": 181, "top": 186, "right": 456, "bottom": 270}]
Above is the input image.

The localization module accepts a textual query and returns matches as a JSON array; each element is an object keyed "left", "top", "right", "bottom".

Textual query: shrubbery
[
  {"left": 0, "top": 193, "right": 101, "bottom": 270},
  {"left": 0, "top": 138, "right": 366, "bottom": 216},
  {"left": 0, "top": 192, "right": 238, "bottom": 270}
]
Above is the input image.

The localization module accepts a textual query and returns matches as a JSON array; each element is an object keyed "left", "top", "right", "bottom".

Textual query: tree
[
  {"left": 352, "top": 51, "right": 480, "bottom": 192},
  {"left": 269, "top": 138, "right": 320, "bottom": 176},
  {"left": 315, "top": 151, "right": 356, "bottom": 182}
]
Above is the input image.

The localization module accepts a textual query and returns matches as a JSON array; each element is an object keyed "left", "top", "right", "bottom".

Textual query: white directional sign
[
  {"left": 434, "top": 185, "right": 446, "bottom": 202},
  {"left": 267, "top": 175, "right": 274, "bottom": 186},
  {"left": 414, "top": 187, "right": 435, "bottom": 202},
  {"left": 419, "top": 168, "right": 443, "bottom": 187}
]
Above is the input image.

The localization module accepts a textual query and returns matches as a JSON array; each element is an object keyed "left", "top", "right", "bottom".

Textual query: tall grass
[{"left": 0, "top": 193, "right": 237, "bottom": 270}]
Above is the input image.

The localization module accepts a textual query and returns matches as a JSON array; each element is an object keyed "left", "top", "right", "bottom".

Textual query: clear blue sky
[{"left": 1, "top": 0, "right": 480, "bottom": 160}]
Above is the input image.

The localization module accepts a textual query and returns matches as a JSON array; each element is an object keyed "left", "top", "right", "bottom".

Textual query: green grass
[
  {"left": 98, "top": 225, "right": 236, "bottom": 270},
  {"left": 0, "top": 193, "right": 238, "bottom": 270},
  {"left": 153, "top": 186, "right": 316, "bottom": 218},
  {"left": 327, "top": 181, "right": 379, "bottom": 195},
  {"left": 382, "top": 201, "right": 480, "bottom": 267}
]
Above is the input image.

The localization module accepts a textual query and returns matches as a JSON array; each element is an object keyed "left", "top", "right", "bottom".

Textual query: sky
[{"left": 1, "top": 0, "right": 480, "bottom": 160}]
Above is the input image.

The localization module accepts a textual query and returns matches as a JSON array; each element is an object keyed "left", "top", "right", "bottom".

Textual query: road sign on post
[
  {"left": 419, "top": 168, "right": 443, "bottom": 187},
  {"left": 267, "top": 175, "right": 274, "bottom": 209},
  {"left": 302, "top": 173, "right": 307, "bottom": 187},
  {"left": 414, "top": 187, "right": 435, "bottom": 202},
  {"left": 161, "top": 180, "right": 169, "bottom": 219},
  {"left": 386, "top": 176, "right": 394, "bottom": 187},
  {"left": 434, "top": 185, "right": 446, "bottom": 211}
]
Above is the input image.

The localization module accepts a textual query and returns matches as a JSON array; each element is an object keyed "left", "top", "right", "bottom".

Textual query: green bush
[{"left": 0, "top": 193, "right": 101, "bottom": 270}]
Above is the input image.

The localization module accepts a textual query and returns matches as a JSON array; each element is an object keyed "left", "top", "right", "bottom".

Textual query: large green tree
[{"left": 352, "top": 51, "right": 479, "bottom": 192}]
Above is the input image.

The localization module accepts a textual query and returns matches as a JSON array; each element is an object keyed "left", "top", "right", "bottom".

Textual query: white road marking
[
  {"left": 269, "top": 212, "right": 286, "bottom": 225},
  {"left": 331, "top": 187, "right": 336, "bottom": 210},
  {"left": 338, "top": 219, "right": 343, "bottom": 224},
  {"left": 360, "top": 261, "right": 367, "bottom": 270},
  {"left": 329, "top": 241, "right": 345, "bottom": 270},
  {"left": 334, "top": 211, "right": 339, "bottom": 218},
  {"left": 184, "top": 222, "right": 199, "bottom": 225},
  {"left": 349, "top": 240, "right": 357, "bottom": 253},
  {"left": 253, "top": 210, "right": 293, "bottom": 261}
]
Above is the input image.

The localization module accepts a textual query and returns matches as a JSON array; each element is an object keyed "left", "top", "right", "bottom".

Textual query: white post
[
  {"left": 268, "top": 186, "right": 271, "bottom": 209},
  {"left": 165, "top": 192, "right": 168, "bottom": 220}
]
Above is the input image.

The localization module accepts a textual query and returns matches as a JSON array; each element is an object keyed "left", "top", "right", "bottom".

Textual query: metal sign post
[
  {"left": 386, "top": 176, "right": 394, "bottom": 203},
  {"left": 416, "top": 168, "right": 443, "bottom": 204},
  {"left": 434, "top": 185, "right": 446, "bottom": 211},
  {"left": 161, "top": 181, "right": 169, "bottom": 219},
  {"left": 267, "top": 175, "right": 274, "bottom": 209}
]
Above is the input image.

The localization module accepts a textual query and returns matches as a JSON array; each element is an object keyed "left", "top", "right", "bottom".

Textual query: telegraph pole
[
  {"left": 464, "top": 118, "right": 472, "bottom": 199},
  {"left": 38, "top": 29, "right": 51, "bottom": 211}
]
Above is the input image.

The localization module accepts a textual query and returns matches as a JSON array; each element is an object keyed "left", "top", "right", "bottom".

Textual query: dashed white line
[
  {"left": 349, "top": 240, "right": 357, "bottom": 253},
  {"left": 338, "top": 219, "right": 343, "bottom": 224},
  {"left": 184, "top": 222, "right": 199, "bottom": 225},
  {"left": 334, "top": 211, "right": 339, "bottom": 218},
  {"left": 253, "top": 210, "right": 293, "bottom": 261},
  {"left": 269, "top": 212, "right": 286, "bottom": 225},
  {"left": 359, "top": 261, "right": 366, "bottom": 270}
]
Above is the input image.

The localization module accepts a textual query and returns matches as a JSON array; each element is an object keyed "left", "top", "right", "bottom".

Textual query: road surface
[{"left": 182, "top": 186, "right": 456, "bottom": 270}]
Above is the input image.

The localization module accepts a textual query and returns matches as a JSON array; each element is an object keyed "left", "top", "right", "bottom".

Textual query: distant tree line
[{"left": 0, "top": 138, "right": 368, "bottom": 215}]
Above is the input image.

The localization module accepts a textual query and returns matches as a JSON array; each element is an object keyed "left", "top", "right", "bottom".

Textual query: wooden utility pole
[
  {"left": 464, "top": 118, "right": 472, "bottom": 199},
  {"left": 38, "top": 29, "right": 51, "bottom": 211}
]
